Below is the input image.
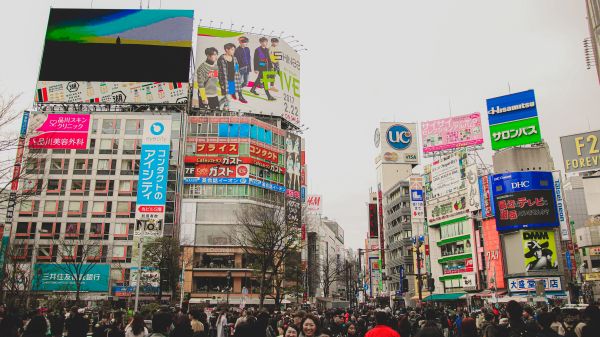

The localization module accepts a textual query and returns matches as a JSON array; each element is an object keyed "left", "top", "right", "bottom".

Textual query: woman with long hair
[{"left": 125, "top": 314, "right": 148, "bottom": 337}]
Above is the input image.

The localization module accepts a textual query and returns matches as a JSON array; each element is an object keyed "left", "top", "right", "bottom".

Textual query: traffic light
[
  {"left": 402, "top": 278, "right": 409, "bottom": 292},
  {"left": 428, "top": 277, "right": 435, "bottom": 292}
]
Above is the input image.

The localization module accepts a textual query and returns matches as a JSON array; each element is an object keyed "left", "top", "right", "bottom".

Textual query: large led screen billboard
[
  {"left": 491, "top": 171, "right": 559, "bottom": 231},
  {"left": 421, "top": 113, "right": 484, "bottom": 153},
  {"left": 36, "top": 9, "right": 193, "bottom": 104},
  {"left": 194, "top": 27, "right": 300, "bottom": 126}
]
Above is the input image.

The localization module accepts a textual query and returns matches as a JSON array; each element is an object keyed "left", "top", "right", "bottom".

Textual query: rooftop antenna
[
  {"left": 448, "top": 98, "right": 452, "bottom": 117},
  {"left": 230, "top": 23, "right": 234, "bottom": 30},
  {"left": 209, "top": 20, "right": 214, "bottom": 28},
  {"left": 250, "top": 26, "right": 255, "bottom": 33},
  {"left": 260, "top": 28, "right": 265, "bottom": 34},
  {"left": 508, "top": 82, "right": 511, "bottom": 94},
  {"left": 219, "top": 22, "right": 223, "bottom": 29},
  {"left": 240, "top": 25, "right": 245, "bottom": 32},
  {"left": 279, "top": 31, "right": 285, "bottom": 38}
]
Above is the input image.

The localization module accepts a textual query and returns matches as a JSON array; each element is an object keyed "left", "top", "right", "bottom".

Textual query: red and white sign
[
  {"left": 195, "top": 164, "right": 250, "bottom": 178},
  {"left": 196, "top": 142, "right": 239, "bottom": 155},
  {"left": 250, "top": 144, "right": 278, "bottom": 163},
  {"left": 306, "top": 195, "right": 322, "bottom": 212},
  {"left": 138, "top": 205, "right": 164, "bottom": 213},
  {"left": 184, "top": 156, "right": 285, "bottom": 173},
  {"left": 27, "top": 113, "right": 90, "bottom": 150}
]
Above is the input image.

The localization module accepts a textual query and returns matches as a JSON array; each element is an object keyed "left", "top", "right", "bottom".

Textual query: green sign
[
  {"left": 32, "top": 264, "right": 110, "bottom": 292},
  {"left": 489, "top": 117, "right": 542, "bottom": 150}
]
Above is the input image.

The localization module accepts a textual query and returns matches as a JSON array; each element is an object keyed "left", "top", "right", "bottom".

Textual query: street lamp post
[
  {"left": 133, "top": 221, "right": 146, "bottom": 313},
  {"left": 226, "top": 270, "right": 231, "bottom": 306}
]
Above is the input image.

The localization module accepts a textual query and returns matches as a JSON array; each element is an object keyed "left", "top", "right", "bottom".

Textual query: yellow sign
[
  {"left": 584, "top": 272, "right": 600, "bottom": 281},
  {"left": 522, "top": 230, "right": 558, "bottom": 271}
]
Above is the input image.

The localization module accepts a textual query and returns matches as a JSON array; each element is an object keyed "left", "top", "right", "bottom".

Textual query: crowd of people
[{"left": 0, "top": 301, "right": 599, "bottom": 337}]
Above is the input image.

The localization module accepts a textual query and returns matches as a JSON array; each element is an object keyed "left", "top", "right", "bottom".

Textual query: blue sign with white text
[
  {"left": 492, "top": 171, "right": 554, "bottom": 194},
  {"left": 137, "top": 144, "right": 170, "bottom": 205},
  {"left": 183, "top": 177, "right": 286, "bottom": 193},
  {"left": 32, "top": 264, "right": 110, "bottom": 292},
  {"left": 486, "top": 90, "right": 537, "bottom": 126}
]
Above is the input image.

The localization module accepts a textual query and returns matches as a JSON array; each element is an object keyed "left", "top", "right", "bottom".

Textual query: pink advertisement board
[
  {"left": 27, "top": 113, "right": 90, "bottom": 150},
  {"left": 421, "top": 113, "right": 484, "bottom": 153}
]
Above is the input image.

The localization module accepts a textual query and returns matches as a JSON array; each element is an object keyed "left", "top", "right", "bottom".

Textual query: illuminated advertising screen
[
  {"left": 194, "top": 27, "right": 300, "bottom": 126},
  {"left": 421, "top": 113, "right": 484, "bottom": 153},
  {"left": 492, "top": 172, "right": 559, "bottom": 231},
  {"left": 368, "top": 203, "right": 378, "bottom": 238},
  {"left": 521, "top": 230, "right": 559, "bottom": 271},
  {"left": 482, "top": 218, "right": 505, "bottom": 289},
  {"left": 36, "top": 9, "right": 192, "bottom": 104}
]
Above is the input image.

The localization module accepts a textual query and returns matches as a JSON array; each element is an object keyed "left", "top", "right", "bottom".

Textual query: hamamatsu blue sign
[
  {"left": 486, "top": 89, "right": 537, "bottom": 126},
  {"left": 32, "top": 264, "right": 110, "bottom": 292}
]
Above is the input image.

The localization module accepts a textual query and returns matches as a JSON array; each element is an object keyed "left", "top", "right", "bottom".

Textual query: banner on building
[
  {"left": 508, "top": 276, "right": 562, "bottom": 292},
  {"left": 442, "top": 258, "right": 474, "bottom": 275},
  {"left": 375, "top": 122, "right": 420, "bottom": 164},
  {"left": 492, "top": 172, "right": 559, "bottom": 231},
  {"left": 194, "top": 27, "right": 301, "bottom": 126},
  {"left": 465, "top": 164, "right": 481, "bottom": 212},
  {"left": 522, "top": 230, "right": 559, "bottom": 271},
  {"left": 486, "top": 90, "right": 542, "bottom": 150},
  {"left": 551, "top": 171, "right": 569, "bottom": 241},
  {"left": 368, "top": 203, "right": 378, "bottom": 238},
  {"left": 32, "top": 264, "right": 110, "bottom": 292},
  {"left": 428, "top": 150, "right": 467, "bottom": 200},
  {"left": 482, "top": 218, "right": 506, "bottom": 289},
  {"left": 36, "top": 9, "right": 193, "bottom": 104},
  {"left": 421, "top": 113, "right": 484, "bottom": 153},
  {"left": 306, "top": 195, "right": 322, "bottom": 213},
  {"left": 135, "top": 118, "right": 171, "bottom": 239},
  {"left": 409, "top": 176, "right": 425, "bottom": 220},
  {"left": 479, "top": 175, "right": 496, "bottom": 219},
  {"left": 427, "top": 194, "right": 468, "bottom": 226},
  {"left": 560, "top": 130, "right": 600, "bottom": 173},
  {"left": 285, "top": 133, "right": 302, "bottom": 227},
  {"left": 27, "top": 113, "right": 90, "bottom": 149}
]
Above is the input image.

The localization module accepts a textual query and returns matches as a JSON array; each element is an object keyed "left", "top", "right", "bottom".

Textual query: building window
[
  {"left": 90, "top": 223, "right": 110, "bottom": 240},
  {"left": 91, "top": 201, "right": 112, "bottom": 218},
  {"left": 125, "top": 119, "right": 143, "bottom": 135},
  {"left": 120, "top": 159, "right": 139, "bottom": 175},
  {"left": 99, "top": 139, "right": 119, "bottom": 154},
  {"left": 19, "top": 200, "right": 38, "bottom": 216},
  {"left": 37, "top": 245, "right": 57, "bottom": 262},
  {"left": 118, "top": 180, "right": 137, "bottom": 196},
  {"left": 97, "top": 159, "right": 116, "bottom": 175},
  {"left": 40, "top": 222, "right": 61, "bottom": 239},
  {"left": 64, "top": 223, "right": 83, "bottom": 239},
  {"left": 76, "top": 138, "right": 95, "bottom": 154},
  {"left": 70, "top": 179, "right": 88, "bottom": 195},
  {"left": 25, "top": 158, "right": 46, "bottom": 174},
  {"left": 67, "top": 201, "right": 87, "bottom": 217},
  {"left": 12, "top": 244, "right": 31, "bottom": 261},
  {"left": 116, "top": 201, "right": 135, "bottom": 218},
  {"left": 61, "top": 244, "right": 78, "bottom": 261},
  {"left": 94, "top": 180, "right": 114, "bottom": 196},
  {"left": 49, "top": 158, "right": 69, "bottom": 174},
  {"left": 102, "top": 119, "right": 121, "bottom": 134},
  {"left": 23, "top": 179, "right": 42, "bottom": 194},
  {"left": 15, "top": 222, "right": 36, "bottom": 238},
  {"left": 123, "top": 139, "right": 142, "bottom": 155},
  {"left": 46, "top": 179, "right": 63, "bottom": 195},
  {"left": 73, "top": 159, "right": 93, "bottom": 175}
]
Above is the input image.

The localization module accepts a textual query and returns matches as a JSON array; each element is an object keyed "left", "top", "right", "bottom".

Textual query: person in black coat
[
  {"left": 65, "top": 306, "right": 89, "bottom": 337},
  {"left": 250, "top": 37, "right": 275, "bottom": 101}
]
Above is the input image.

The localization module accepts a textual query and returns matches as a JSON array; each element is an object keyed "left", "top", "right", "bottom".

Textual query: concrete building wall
[{"left": 492, "top": 143, "right": 555, "bottom": 172}]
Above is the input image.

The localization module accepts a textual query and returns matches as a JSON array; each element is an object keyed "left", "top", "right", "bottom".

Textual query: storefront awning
[{"left": 423, "top": 293, "right": 466, "bottom": 301}]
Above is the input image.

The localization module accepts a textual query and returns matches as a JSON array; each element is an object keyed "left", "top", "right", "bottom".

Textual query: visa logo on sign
[
  {"left": 386, "top": 124, "right": 412, "bottom": 150},
  {"left": 511, "top": 181, "right": 530, "bottom": 189}
]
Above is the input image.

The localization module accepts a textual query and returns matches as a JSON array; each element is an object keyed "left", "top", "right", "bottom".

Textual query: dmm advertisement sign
[
  {"left": 522, "top": 230, "right": 559, "bottom": 271},
  {"left": 32, "top": 264, "right": 110, "bottom": 292},
  {"left": 560, "top": 130, "right": 600, "bottom": 173},
  {"left": 421, "top": 113, "right": 484, "bottom": 153},
  {"left": 136, "top": 117, "right": 171, "bottom": 237},
  {"left": 194, "top": 27, "right": 300, "bottom": 126},
  {"left": 492, "top": 172, "right": 558, "bottom": 231}
]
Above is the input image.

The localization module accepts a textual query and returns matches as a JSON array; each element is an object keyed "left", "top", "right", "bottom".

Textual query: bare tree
[
  {"left": 233, "top": 205, "right": 300, "bottom": 308},
  {"left": 321, "top": 253, "right": 343, "bottom": 299},
  {"left": 0, "top": 240, "right": 33, "bottom": 310},
  {"left": 142, "top": 236, "right": 181, "bottom": 301},
  {"left": 50, "top": 237, "right": 103, "bottom": 303}
]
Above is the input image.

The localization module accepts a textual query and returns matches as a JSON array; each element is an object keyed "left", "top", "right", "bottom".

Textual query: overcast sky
[{"left": 1, "top": 0, "right": 599, "bottom": 249}]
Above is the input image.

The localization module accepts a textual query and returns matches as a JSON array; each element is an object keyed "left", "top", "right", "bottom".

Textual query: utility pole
[
  {"left": 415, "top": 239, "right": 423, "bottom": 303},
  {"left": 134, "top": 221, "right": 146, "bottom": 313}
]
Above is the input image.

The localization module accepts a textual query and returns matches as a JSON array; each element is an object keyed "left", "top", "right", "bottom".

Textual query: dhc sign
[{"left": 386, "top": 124, "right": 412, "bottom": 150}]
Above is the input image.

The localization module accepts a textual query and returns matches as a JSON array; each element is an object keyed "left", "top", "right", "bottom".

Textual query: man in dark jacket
[
  {"left": 234, "top": 36, "right": 252, "bottom": 88},
  {"left": 65, "top": 306, "right": 89, "bottom": 337},
  {"left": 250, "top": 37, "right": 275, "bottom": 101},
  {"left": 48, "top": 309, "right": 65, "bottom": 337}
]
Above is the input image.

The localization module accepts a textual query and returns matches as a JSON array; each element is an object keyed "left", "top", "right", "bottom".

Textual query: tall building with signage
[
  {"left": 1, "top": 8, "right": 307, "bottom": 307},
  {"left": 373, "top": 122, "right": 419, "bottom": 301},
  {"left": 485, "top": 90, "right": 569, "bottom": 302}
]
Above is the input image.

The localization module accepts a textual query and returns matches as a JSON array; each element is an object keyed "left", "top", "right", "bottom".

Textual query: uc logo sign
[
  {"left": 150, "top": 122, "right": 165, "bottom": 136},
  {"left": 386, "top": 124, "right": 412, "bottom": 150}
]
